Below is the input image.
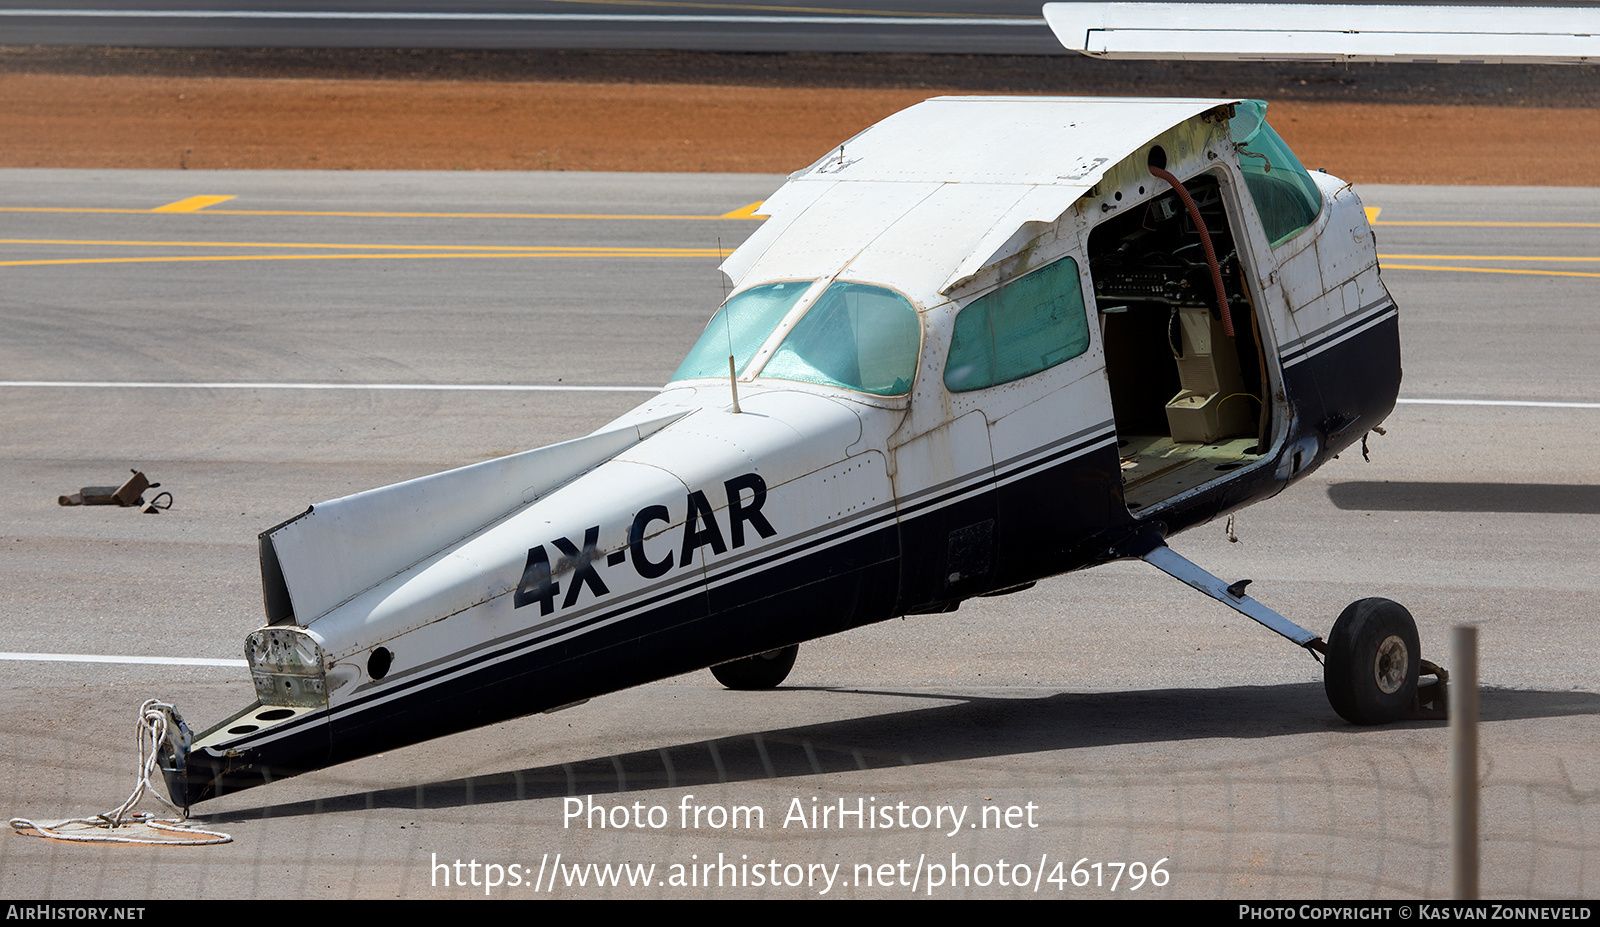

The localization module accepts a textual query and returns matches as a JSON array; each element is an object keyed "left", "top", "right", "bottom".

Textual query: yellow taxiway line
[
  {"left": 1364, "top": 207, "right": 1600, "bottom": 230},
  {"left": 4, "top": 200, "right": 1595, "bottom": 228},
  {"left": 1379, "top": 264, "right": 1600, "bottom": 279},
  {"left": 1374, "top": 220, "right": 1600, "bottom": 229},
  {"left": 0, "top": 252, "right": 718, "bottom": 268},
  {"left": 1378, "top": 252, "right": 1600, "bottom": 278},
  {"left": 150, "top": 195, "right": 238, "bottom": 213},
  {"left": 0, "top": 204, "right": 766, "bottom": 220},
  {"left": 1379, "top": 253, "right": 1600, "bottom": 262},
  {"left": 5, "top": 235, "right": 1594, "bottom": 276},
  {"left": 9, "top": 240, "right": 1594, "bottom": 259},
  {"left": 0, "top": 237, "right": 722, "bottom": 267},
  {"left": 0, "top": 237, "right": 719, "bottom": 252},
  {"left": 10, "top": 255, "right": 1591, "bottom": 276}
]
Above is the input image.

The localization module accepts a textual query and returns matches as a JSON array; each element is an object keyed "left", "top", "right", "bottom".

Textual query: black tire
[
  {"left": 1324, "top": 598, "right": 1421, "bottom": 725},
  {"left": 710, "top": 644, "right": 799, "bottom": 690}
]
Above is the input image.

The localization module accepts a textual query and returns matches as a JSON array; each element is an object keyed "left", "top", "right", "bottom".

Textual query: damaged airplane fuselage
[{"left": 160, "top": 96, "right": 1402, "bottom": 807}]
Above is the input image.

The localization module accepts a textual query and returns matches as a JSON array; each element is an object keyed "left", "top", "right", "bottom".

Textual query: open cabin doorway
[{"left": 1087, "top": 170, "right": 1274, "bottom": 515}]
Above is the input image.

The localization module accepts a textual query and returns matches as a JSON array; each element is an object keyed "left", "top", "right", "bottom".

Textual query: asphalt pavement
[
  {"left": 1, "top": 170, "right": 1596, "bottom": 899},
  {"left": 0, "top": 1, "right": 1061, "bottom": 54}
]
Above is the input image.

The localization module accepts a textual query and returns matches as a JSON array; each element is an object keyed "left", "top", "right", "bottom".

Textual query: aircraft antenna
[{"left": 718, "top": 237, "right": 741, "bottom": 413}]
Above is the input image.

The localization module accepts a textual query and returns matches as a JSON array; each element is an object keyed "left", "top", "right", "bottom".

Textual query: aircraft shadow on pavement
[
  {"left": 199, "top": 683, "right": 1599, "bottom": 824},
  {"left": 1328, "top": 481, "right": 1600, "bottom": 515}
]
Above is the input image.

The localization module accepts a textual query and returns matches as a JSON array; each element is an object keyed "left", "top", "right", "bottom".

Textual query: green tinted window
[
  {"left": 944, "top": 257, "right": 1090, "bottom": 393},
  {"left": 669, "top": 281, "right": 812, "bottom": 383},
  {"left": 760, "top": 282, "right": 921, "bottom": 396},
  {"left": 1231, "top": 100, "right": 1323, "bottom": 247}
]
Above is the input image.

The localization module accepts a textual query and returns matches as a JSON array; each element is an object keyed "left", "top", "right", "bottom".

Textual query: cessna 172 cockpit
[{"left": 154, "top": 92, "right": 1439, "bottom": 808}]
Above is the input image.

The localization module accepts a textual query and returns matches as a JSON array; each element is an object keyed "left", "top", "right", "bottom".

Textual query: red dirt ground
[{"left": 4, "top": 71, "right": 1596, "bottom": 184}]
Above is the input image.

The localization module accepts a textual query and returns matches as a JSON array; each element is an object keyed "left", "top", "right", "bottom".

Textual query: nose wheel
[
  {"left": 711, "top": 644, "right": 799, "bottom": 690},
  {"left": 1132, "top": 542, "right": 1447, "bottom": 724},
  {"left": 1323, "top": 597, "right": 1445, "bottom": 724}
]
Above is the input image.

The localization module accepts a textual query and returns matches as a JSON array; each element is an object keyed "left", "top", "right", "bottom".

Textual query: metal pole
[{"left": 1451, "top": 624, "right": 1479, "bottom": 900}]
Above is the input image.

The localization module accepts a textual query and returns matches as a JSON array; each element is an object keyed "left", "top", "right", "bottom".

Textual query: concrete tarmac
[
  {"left": 0, "top": 1, "right": 1059, "bottom": 54},
  {"left": 1, "top": 171, "right": 1596, "bottom": 899}
]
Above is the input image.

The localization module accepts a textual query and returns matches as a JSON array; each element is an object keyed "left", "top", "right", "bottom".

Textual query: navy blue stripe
[
  {"left": 347, "top": 426, "right": 1118, "bottom": 715},
  {"left": 1282, "top": 303, "right": 1396, "bottom": 364},
  {"left": 216, "top": 422, "right": 1121, "bottom": 751}
]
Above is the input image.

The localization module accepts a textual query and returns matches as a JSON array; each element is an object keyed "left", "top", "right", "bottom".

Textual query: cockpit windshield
[
  {"left": 668, "top": 279, "right": 922, "bottom": 397},
  {"left": 1231, "top": 100, "right": 1324, "bottom": 247},
  {"left": 669, "top": 281, "right": 812, "bottom": 382},
  {"left": 758, "top": 282, "right": 921, "bottom": 396}
]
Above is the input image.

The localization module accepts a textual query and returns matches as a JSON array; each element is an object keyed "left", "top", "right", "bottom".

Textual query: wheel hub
[{"left": 1373, "top": 634, "right": 1409, "bottom": 694}]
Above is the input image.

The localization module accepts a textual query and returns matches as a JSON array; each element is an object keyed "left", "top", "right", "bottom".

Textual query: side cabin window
[
  {"left": 943, "top": 256, "right": 1090, "bottom": 393},
  {"left": 760, "top": 281, "right": 921, "bottom": 396},
  {"left": 669, "top": 281, "right": 813, "bottom": 382},
  {"left": 1231, "top": 100, "right": 1323, "bottom": 247}
]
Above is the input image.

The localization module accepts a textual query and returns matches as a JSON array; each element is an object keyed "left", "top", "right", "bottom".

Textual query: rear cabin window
[
  {"left": 759, "top": 281, "right": 921, "bottom": 396},
  {"left": 669, "top": 281, "right": 812, "bottom": 383},
  {"left": 943, "top": 256, "right": 1091, "bottom": 393},
  {"left": 1231, "top": 100, "right": 1324, "bottom": 247}
]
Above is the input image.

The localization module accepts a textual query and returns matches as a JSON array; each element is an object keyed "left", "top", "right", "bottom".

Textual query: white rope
[{"left": 9, "top": 699, "right": 231, "bottom": 846}]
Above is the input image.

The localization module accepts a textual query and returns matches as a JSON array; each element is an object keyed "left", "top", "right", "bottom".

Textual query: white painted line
[
  {"left": 0, "top": 10, "right": 1042, "bottom": 26},
  {"left": 1397, "top": 398, "right": 1600, "bottom": 410},
  {"left": 0, "top": 381, "right": 661, "bottom": 393},
  {"left": 0, "top": 652, "right": 246, "bottom": 667},
  {"left": 4, "top": 383, "right": 1595, "bottom": 407}
]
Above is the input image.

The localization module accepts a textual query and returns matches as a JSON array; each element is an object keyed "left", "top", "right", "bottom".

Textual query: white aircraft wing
[{"left": 1043, "top": 2, "right": 1600, "bottom": 63}]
